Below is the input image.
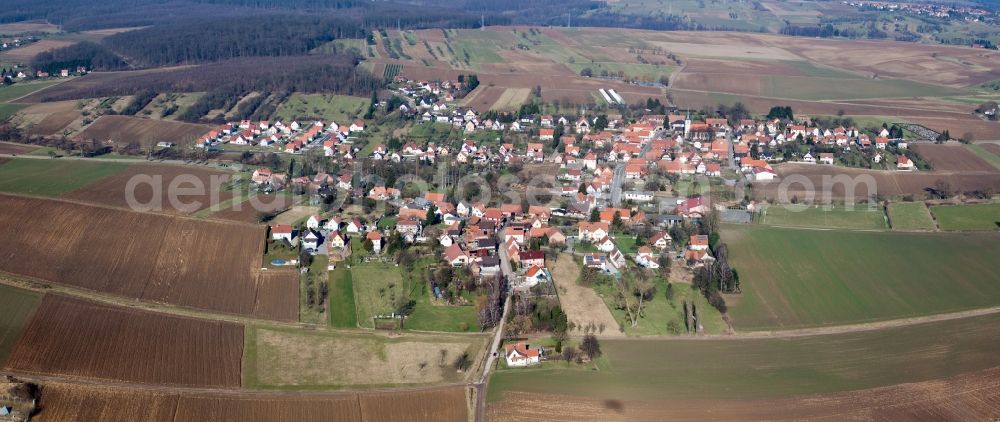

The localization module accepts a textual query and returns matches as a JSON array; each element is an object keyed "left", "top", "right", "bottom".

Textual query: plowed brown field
[
  {"left": 487, "top": 366, "right": 1000, "bottom": 421},
  {"left": 253, "top": 270, "right": 299, "bottom": 322},
  {"left": 0, "top": 39, "right": 76, "bottom": 63},
  {"left": 74, "top": 115, "right": 212, "bottom": 148},
  {"left": 209, "top": 194, "right": 292, "bottom": 223},
  {"left": 912, "top": 144, "right": 1000, "bottom": 172},
  {"left": 34, "top": 384, "right": 180, "bottom": 422},
  {"left": 4, "top": 295, "right": 243, "bottom": 387},
  {"left": 33, "top": 383, "right": 468, "bottom": 422},
  {"left": 0, "top": 142, "right": 37, "bottom": 154},
  {"left": 63, "top": 164, "right": 233, "bottom": 215},
  {"left": 753, "top": 163, "right": 1000, "bottom": 200},
  {"left": 0, "top": 194, "right": 296, "bottom": 319}
]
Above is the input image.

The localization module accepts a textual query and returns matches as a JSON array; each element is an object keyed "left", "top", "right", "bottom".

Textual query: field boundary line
[
  {"left": 0, "top": 273, "right": 489, "bottom": 340},
  {"left": 667, "top": 87, "right": 977, "bottom": 116},
  {"left": 0, "top": 152, "right": 239, "bottom": 171},
  {"left": 581, "top": 306, "right": 1000, "bottom": 341},
  {"left": 753, "top": 223, "right": 888, "bottom": 233},
  {"left": 0, "top": 191, "right": 260, "bottom": 230},
  {"left": 5, "top": 78, "right": 74, "bottom": 103},
  {"left": 0, "top": 370, "right": 471, "bottom": 397}
]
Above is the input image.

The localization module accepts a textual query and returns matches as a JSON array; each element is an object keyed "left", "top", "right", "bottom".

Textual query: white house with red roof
[
  {"left": 636, "top": 246, "right": 659, "bottom": 269},
  {"left": 366, "top": 230, "right": 383, "bottom": 253},
  {"left": 689, "top": 235, "right": 709, "bottom": 251},
  {"left": 444, "top": 244, "right": 469, "bottom": 267},
  {"left": 577, "top": 221, "right": 610, "bottom": 243},
  {"left": 897, "top": 156, "right": 915, "bottom": 171},
  {"left": 346, "top": 218, "right": 364, "bottom": 234},
  {"left": 596, "top": 236, "right": 616, "bottom": 253},
  {"left": 271, "top": 224, "right": 294, "bottom": 243},
  {"left": 675, "top": 196, "right": 709, "bottom": 218},
  {"left": 504, "top": 342, "right": 543, "bottom": 367},
  {"left": 753, "top": 166, "right": 778, "bottom": 181},
  {"left": 306, "top": 214, "right": 324, "bottom": 230},
  {"left": 649, "top": 231, "right": 671, "bottom": 250},
  {"left": 523, "top": 265, "right": 549, "bottom": 287}
]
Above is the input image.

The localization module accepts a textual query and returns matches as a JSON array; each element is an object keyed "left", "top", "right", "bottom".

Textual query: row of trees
[
  {"left": 475, "top": 275, "right": 507, "bottom": 329},
  {"left": 31, "top": 41, "right": 128, "bottom": 73},
  {"left": 1, "top": 0, "right": 480, "bottom": 32},
  {"left": 693, "top": 242, "right": 740, "bottom": 313},
  {"left": 119, "top": 89, "right": 157, "bottom": 116}
]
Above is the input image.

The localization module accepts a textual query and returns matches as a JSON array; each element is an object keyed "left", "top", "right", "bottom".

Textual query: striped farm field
[
  {"left": 3, "top": 295, "right": 244, "bottom": 387},
  {"left": 34, "top": 382, "right": 468, "bottom": 422},
  {"left": 0, "top": 158, "right": 127, "bottom": 197},
  {"left": 0, "top": 194, "right": 297, "bottom": 320},
  {"left": 0, "top": 285, "right": 42, "bottom": 363},
  {"left": 723, "top": 225, "right": 1000, "bottom": 330},
  {"left": 490, "top": 88, "right": 531, "bottom": 111}
]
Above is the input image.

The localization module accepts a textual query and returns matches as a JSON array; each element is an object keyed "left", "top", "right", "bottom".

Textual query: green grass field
[
  {"left": 349, "top": 258, "right": 481, "bottom": 332},
  {"left": 766, "top": 76, "right": 964, "bottom": 101},
  {"left": 488, "top": 311, "right": 1000, "bottom": 401},
  {"left": 610, "top": 233, "right": 637, "bottom": 254},
  {"left": 887, "top": 202, "right": 936, "bottom": 231},
  {"left": 328, "top": 267, "right": 358, "bottom": 328},
  {"left": 0, "top": 103, "right": 26, "bottom": 121},
  {"left": 593, "top": 277, "right": 726, "bottom": 336},
  {"left": 273, "top": 94, "right": 368, "bottom": 123},
  {"left": 929, "top": 203, "right": 1000, "bottom": 231},
  {"left": 446, "top": 31, "right": 507, "bottom": 68},
  {"left": 0, "top": 158, "right": 128, "bottom": 196},
  {"left": 723, "top": 225, "right": 1000, "bottom": 330},
  {"left": 299, "top": 255, "right": 328, "bottom": 324},
  {"left": 966, "top": 144, "right": 1000, "bottom": 171},
  {"left": 783, "top": 60, "right": 862, "bottom": 78},
  {"left": 351, "top": 263, "right": 407, "bottom": 329},
  {"left": 0, "top": 80, "right": 63, "bottom": 103},
  {"left": 0, "top": 285, "right": 42, "bottom": 363},
  {"left": 566, "top": 62, "right": 674, "bottom": 82},
  {"left": 759, "top": 204, "right": 888, "bottom": 230},
  {"left": 404, "top": 277, "right": 480, "bottom": 332}
]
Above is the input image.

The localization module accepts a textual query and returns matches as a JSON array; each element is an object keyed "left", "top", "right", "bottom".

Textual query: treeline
[
  {"left": 28, "top": 55, "right": 374, "bottom": 102},
  {"left": 119, "top": 89, "right": 157, "bottom": 116},
  {"left": 572, "top": 12, "right": 704, "bottom": 31},
  {"left": 31, "top": 42, "right": 127, "bottom": 73},
  {"left": 176, "top": 57, "right": 380, "bottom": 123},
  {"left": 0, "top": 0, "right": 485, "bottom": 32},
  {"left": 0, "top": 0, "right": 362, "bottom": 31},
  {"left": 361, "top": 7, "right": 486, "bottom": 29},
  {"left": 0, "top": 0, "right": 251, "bottom": 31},
  {"left": 103, "top": 16, "right": 366, "bottom": 67},
  {"left": 780, "top": 23, "right": 888, "bottom": 39}
]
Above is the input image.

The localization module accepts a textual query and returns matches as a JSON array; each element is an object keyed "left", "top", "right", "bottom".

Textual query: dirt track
[{"left": 602, "top": 305, "right": 1000, "bottom": 341}]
